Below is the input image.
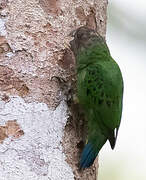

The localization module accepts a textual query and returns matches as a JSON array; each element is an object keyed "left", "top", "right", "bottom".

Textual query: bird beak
[{"left": 68, "top": 29, "right": 77, "bottom": 37}]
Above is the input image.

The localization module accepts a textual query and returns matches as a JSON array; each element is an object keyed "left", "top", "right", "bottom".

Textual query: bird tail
[
  {"left": 80, "top": 137, "right": 107, "bottom": 169},
  {"left": 80, "top": 143, "right": 97, "bottom": 169}
]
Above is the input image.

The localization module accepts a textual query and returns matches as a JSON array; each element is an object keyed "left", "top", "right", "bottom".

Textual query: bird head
[{"left": 69, "top": 26, "right": 105, "bottom": 57}]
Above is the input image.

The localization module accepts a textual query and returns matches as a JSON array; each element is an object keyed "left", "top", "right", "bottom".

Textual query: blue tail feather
[{"left": 80, "top": 142, "right": 97, "bottom": 169}]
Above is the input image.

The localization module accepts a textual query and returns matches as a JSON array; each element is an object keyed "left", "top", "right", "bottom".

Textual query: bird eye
[
  {"left": 77, "top": 31, "right": 88, "bottom": 40},
  {"left": 77, "top": 31, "right": 84, "bottom": 39}
]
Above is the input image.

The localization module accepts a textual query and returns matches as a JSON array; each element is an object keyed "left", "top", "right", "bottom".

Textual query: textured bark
[{"left": 0, "top": 0, "right": 108, "bottom": 179}]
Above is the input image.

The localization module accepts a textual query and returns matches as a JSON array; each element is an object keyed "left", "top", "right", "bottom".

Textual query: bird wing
[{"left": 77, "top": 60, "right": 123, "bottom": 148}]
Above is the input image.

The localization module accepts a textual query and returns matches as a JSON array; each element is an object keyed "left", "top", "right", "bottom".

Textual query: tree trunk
[{"left": 0, "top": 0, "right": 108, "bottom": 179}]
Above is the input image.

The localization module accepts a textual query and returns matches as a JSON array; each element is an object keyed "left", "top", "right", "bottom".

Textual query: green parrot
[{"left": 69, "top": 26, "right": 123, "bottom": 169}]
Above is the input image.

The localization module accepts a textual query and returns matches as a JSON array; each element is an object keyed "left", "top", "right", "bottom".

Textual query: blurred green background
[{"left": 98, "top": 0, "right": 146, "bottom": 179}]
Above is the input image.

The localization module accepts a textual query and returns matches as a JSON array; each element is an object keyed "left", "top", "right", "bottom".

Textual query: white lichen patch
[
  {"left": 0, "top": 96, "right": 74, "bottom": 180},
  {"left": 0, "top": 18, "right": 6, "bottom": 36}
]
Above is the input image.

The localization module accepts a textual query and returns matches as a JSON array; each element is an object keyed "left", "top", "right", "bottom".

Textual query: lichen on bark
[{"left": 0, "top": 0, "right": 108, "bottom": 179}]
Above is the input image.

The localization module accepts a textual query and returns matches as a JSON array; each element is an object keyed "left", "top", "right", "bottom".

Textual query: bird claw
[
  {"left": 51, "top": 76, "right": 66, "bottom": 83},
  {"left": 73, "top": 94, "right": 79, "bottom": 104}
]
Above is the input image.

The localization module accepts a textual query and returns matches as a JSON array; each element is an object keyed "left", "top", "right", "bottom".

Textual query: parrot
[{"left": 69, "top": 26, "right": 124, "bottom": 169}]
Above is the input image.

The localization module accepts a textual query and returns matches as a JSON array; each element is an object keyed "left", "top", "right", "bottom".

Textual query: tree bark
[{"left": 0, "top": 0, "right": 108, "bottom": 179}]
